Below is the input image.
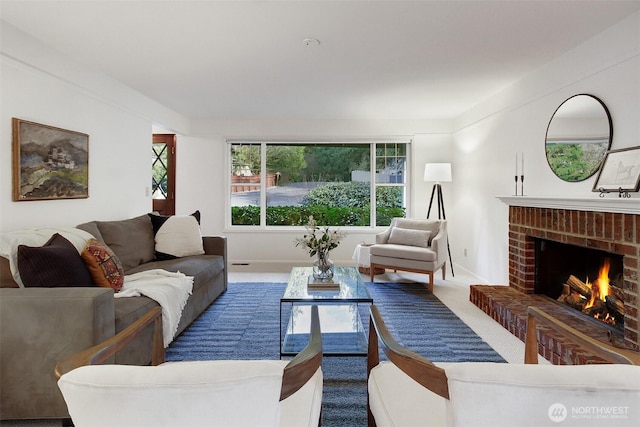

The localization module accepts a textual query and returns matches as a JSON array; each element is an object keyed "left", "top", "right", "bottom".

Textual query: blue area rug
[{"left": 167, "top": 282, "right": 504, "bottom": 426}]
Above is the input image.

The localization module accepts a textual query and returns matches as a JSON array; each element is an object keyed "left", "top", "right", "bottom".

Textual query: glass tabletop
[{"left": 282, "top": 266, "right": 372, "bottom": 302}]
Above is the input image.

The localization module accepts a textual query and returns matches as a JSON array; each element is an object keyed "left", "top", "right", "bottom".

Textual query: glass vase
[{"left": 312, "top": 251, "right": 334, "bottom": 282}]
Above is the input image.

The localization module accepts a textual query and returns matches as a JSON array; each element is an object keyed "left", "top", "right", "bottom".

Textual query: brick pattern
[
  {"left": 507, "top": 206, "right": 639, "bottom": 351},
  {"left": 470, "top": 285, "right": 616, "bottom": 364}
]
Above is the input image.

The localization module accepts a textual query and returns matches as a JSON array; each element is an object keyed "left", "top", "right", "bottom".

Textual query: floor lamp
[{"left": 424, "top": 163, "right": 454, "bottom": 276}]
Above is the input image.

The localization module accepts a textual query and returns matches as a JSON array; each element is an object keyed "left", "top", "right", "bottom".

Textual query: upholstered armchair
[
  {"left": 369, "top": 218, "right": 447, "bottom": 292},
  {"left": 367, "top": 304, "right": 640, "bottom": 427},
  {"left": 56, "top": 305, "right": 323, "bottom": 427}
]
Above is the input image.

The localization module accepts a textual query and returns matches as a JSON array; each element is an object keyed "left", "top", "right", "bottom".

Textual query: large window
[{"left": 229, "top": 141, "right": 409, "bottom": 227}]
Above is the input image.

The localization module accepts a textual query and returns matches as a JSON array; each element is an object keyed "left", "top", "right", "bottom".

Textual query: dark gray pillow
[
  {"left": 95, "top": 215, "right": 155, "bottom": 271},
  {"left": 17, "top": 233, "right": 93, "bottom": 288},
  {"left": 76, "top": 221, "right": 104, "bottom": 243}
]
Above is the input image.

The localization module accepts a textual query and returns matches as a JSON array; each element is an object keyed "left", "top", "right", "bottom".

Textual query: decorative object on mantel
[
  {"left": 295, "top": 216, "right": 345, "bottom": 283},
  {"left": 545, "top": 94, "right": 612, "bottom": 182},
  {"left": 424, "top": 163, "right": 454, "bottom": 276},
  {"left": 592, "top": 146, "right": 640, "bottom": 198},
  {"left": 514, "top": 152, "right": 525, "bottom": 196},
  {"left": 12, "top": 118, "right": 89, "bottom": 201}
]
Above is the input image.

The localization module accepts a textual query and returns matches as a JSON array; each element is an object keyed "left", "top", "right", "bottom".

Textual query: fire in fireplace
[
  {"left": 534, "top": 239, "right": 624, "bottom": 330},
  {"left": 557, "top": 259, "right": 624, "bottom": 327}
]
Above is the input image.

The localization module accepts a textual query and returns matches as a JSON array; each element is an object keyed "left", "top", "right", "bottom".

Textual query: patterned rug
[{"left": 166, "top": 282, "right": 505, "bottom": 426}]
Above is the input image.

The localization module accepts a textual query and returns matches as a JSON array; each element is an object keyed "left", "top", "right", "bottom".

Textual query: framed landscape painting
[
  {"left": 12, "top": 118, "right": 89, "bottom": 201},
  {"left": 592, "top": 146, "right": 640, "bottom": 193}
]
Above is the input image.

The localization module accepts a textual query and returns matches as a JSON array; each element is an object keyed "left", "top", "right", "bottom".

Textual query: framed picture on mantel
[
  {"left": 592, "top": 146, "right": 640, "bottom": 194},
  {"left": 12, "top": 118, "right": 89, "bottom": 201}
]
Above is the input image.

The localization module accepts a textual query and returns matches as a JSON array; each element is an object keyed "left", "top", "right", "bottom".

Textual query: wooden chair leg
[
  {"left": 441, "top": 263, "right": 446, "bottom": 280},
  {"left": 370, "top": 264, "right": 375, "bottom": 282},
  {"left": 428, "top": 272, "right": 434, "bottom": 293}
]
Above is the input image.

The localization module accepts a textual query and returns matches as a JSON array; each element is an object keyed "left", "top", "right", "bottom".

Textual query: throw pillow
[
  {"left": 81, "top": 239, "right": 125, "bottom": 292},
  {"left": 148, "top": 211, "right": 205, "bottom": 260},
  {"left": 95, "top": 214, "right": 155, "bottom": 271},
  {"left": 17, "top": 233, "right": 94, "bottom": 288},
  {"left": 387, "top": 227, "right": 431, "bottom": 248}
]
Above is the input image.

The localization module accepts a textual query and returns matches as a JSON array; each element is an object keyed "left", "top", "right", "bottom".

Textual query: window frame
[{"left": 227, "top": 139, "right": 411, "bottom": 229}]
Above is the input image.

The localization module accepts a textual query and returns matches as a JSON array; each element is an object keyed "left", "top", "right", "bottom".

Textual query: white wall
[
  {"left": 178, "top": 119, "right": 453, "bottom": 266},
  {"left": 0, "top": 22, "right": 188, "bottom": 232},
  {"left": 450, "top": 12, "right": 640, "bottom": 284},
  {"left": 3, "top": 11, "right": 637, "bottom": 279}
]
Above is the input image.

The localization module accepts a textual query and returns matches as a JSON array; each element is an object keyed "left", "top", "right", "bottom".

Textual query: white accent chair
[
  {"left": 367, "top": 304, "right": 640, "bottom": 427},
  {"left": 369, "top": 218, "right": 447, "bottom": 292},
  {"left": 56, "top": 305, "right": 323, "bottom": 427}
]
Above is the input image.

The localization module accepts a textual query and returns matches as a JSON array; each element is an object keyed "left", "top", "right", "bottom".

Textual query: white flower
[{"left": 294, "top": 216, "right": 345, "bottom": 257}]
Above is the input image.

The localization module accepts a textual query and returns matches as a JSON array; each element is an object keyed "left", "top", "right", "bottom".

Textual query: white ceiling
[{"left": 1, "top": 0, "right": 639, "bottom": 120}]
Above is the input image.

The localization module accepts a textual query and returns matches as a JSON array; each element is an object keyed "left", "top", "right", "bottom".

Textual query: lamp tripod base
[{"left": 427, "top": 183, "right": 454, "bottom": 277}]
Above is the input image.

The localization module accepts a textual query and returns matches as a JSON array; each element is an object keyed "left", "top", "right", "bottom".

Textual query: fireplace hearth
[{"left": 472, "top": 199, "right": 639, "bottom": 364}]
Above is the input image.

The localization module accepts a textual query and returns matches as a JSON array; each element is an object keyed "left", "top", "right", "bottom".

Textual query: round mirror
[{"left": 545, "top": 94, "right": 612, "bottom": 182}]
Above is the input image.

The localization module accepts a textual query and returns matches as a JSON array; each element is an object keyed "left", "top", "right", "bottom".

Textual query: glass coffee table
[{"left": 280, "top": 266, "right": 373, "bottom": 356}]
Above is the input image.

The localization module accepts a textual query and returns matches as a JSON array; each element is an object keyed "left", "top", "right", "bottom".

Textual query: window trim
[{"left": 227, "top": 139, "right": 411, "bottom": 229}]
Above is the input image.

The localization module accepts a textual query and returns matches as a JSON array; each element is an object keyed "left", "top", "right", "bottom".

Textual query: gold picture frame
[{"left": 12, "top": 118, "right": 89, "bottom": 201}]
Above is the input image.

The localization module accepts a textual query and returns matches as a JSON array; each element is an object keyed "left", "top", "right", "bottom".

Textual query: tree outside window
[{"left": 229, "top": 141, "right": 408, "bottom": 227}]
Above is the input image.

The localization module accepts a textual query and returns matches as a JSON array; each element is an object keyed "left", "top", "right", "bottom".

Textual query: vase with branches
[{"left": 295, "top": 216, "right": 345, "bottom": 281}]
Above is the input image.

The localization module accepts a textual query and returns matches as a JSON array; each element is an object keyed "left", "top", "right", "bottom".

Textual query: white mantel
[{"left": 497, "top": 195, "right": 640, "bottom": 214}]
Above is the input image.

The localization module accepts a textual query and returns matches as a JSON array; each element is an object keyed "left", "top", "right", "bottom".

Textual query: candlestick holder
[
  {"left": 520, "top": 174, "right": 525, "bottom": 196},
  {"left": 514, "top": 175, "right": 518, "bottom": 196}
]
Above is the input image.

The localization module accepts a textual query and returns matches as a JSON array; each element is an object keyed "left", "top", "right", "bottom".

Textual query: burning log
[
  {"left": 556, "top": 284, "right": 571, "bottom": 303},
  {"left": 583, "top": 299, "right": 605, "bottom": 316},
  {"left": 564, "top": 293, "right": 584, "bottom": 310},
  {"left": 609, "top": 284, "right": 624, "bottom": 302},
  {"left": 566, "top": 275, "right": 591, "bottom": 299},
  {"left": 605, "top": 295, "right": 625, "bottom": 318}
]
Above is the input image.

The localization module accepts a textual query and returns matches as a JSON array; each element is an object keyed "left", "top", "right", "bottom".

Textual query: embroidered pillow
[
  {"left": 148, "top": 211, "right": 204, "bottom": 260},
  {"left": 81, "top": 239, "right": 125, "bottom": 292},
  {"left": 17, "top": 233, "right": 93, "bottom": 288},
  {"left": 387, "top": 227, "right": 431, "bottom": 248}
]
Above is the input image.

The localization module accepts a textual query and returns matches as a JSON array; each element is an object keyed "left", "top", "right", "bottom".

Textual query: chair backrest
[
  {"left": 392, "top": 217, "right": 444, "bottom": 233},
  {"left": 368, "top": 304, "right": 640, "bottom": 427},
  {"left": 368, "top": 304, "right": 449, "bottom": 399},
  {"left": 378, "top": 218, "right": 446, "bottom": 247},
  {"left": 445, "top": 362, "right": 640, "bottom": 427},
  {"left": 57, "top": 305, "right": 323, "bottom": 427},
  {"left": 58, "top": 360, "right": 287, "bottom": 426}
]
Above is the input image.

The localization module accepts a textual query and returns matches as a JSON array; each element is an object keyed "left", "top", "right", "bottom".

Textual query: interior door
[{"left": 152, "top": 134, "right": 176, "bottom": 215}]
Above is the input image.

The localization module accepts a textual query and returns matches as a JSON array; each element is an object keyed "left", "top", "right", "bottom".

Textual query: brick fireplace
[{"left": 471, "top": 197, "right": 639, "bottom": 363}]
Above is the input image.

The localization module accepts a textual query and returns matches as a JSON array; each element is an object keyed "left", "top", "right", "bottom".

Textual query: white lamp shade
[{"left": 424, "top": 163, "right": 452, "bottom": 182}]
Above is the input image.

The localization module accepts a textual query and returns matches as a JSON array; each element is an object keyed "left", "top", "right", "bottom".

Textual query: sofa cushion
[
  {"left": 75, "top": 221, "right": 104, "bottom": 243},
  {"left": 148, "top": 211, "right": 204, "bottom": 260},
  {"left": 81, "top": 239, "right": 125, "bottom": 292},
  {"left": 126, "top": 255, "right": 224, "bottom": 296},
  {"left": 388, "top": 227, "right": 431, "bottom": 248},
  {"left": 95, "top": 215, "right": 155, "bottom": 272},
  {"left": 17, "top": 233, "right": 93, "bottom": 288}
]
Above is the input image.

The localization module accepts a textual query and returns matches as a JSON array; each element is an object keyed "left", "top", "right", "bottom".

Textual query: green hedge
[{"left": 231, "top": 205, "right": 405, "bottom": 226}]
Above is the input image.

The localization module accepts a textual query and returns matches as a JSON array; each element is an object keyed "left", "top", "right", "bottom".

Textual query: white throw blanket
[{"left": 115, "top": 269, "right": 193, "bottom": 347}]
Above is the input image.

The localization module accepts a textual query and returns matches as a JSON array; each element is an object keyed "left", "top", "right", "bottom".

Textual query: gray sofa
[{"left": 0, "top": 214, "right": 227, "bottom": 421}]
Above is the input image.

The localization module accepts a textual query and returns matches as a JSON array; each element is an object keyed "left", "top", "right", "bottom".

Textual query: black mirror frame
[{"left": 544, "top": 94, "right": 613, "bottom": 182}]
